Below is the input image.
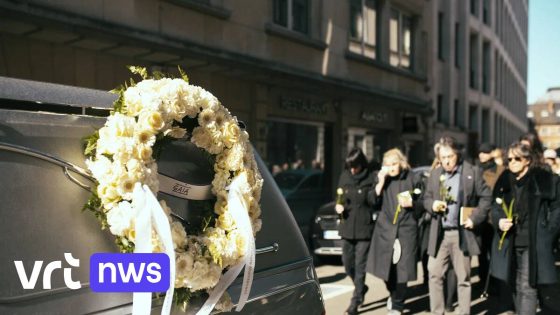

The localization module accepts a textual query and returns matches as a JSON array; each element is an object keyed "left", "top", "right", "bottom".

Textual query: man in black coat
[{"left": 423, "top": 136, "right": 492, "bottom": 315}]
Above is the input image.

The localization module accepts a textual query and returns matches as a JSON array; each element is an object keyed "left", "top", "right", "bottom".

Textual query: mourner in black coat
[
  {"left": 490, "top": 142, "right": 560, "bottom": 315},
  {"left": 335, "top": 148, "right": 376, "bottom": 315},
  {"left": 366, "top": 148, "right": 424, "bottom": 313}
]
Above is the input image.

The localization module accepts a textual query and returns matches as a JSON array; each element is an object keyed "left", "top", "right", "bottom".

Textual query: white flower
[
  {"left": 138, "top": 111, "right": 166, "bottom": 133},
  {"left": 439, "top": 174, "right": 446, "bottom": 182},
  {"left": 214, "top": 292, "right": 234, "bottom": 312},
  {"left": 164, "top": 126, "right": 187, "bottom": 139},
  {"left": 198, "top": 108, "right": 216, "bottom": 128},
  {"left": 252, "top": 218, "right": 262, "bottom": 234},
  {"left": 105, "top": 112, "right": 135, "bottom": 138},
  {"left": 413, "top": 188, "right": 422, "bottom": 195},
  {"left": 171, "top": 221, "right": 187, "bottom": 250},
  {"left": 221, "top": 120, "right": 240, "bottom": 148},
  {"left": 217, "top": 212, "right": 236, "bottom": 231},
  {"left": 191, "top": 127, "right": 212, "bottom": 150},
  {"left": 106, "top": 201, "right": 136, "bottom": 236},
  {"left": 495, "top": 197, "right": 503, "bottom": 204}
]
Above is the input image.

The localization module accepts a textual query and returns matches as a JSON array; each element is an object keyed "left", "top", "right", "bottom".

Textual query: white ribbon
[
  {"left": 132, "top": 183, "right": 176, "bottom": 315},
  {"left": 196, "top": 173, "right": 256, "bottom": 315},
  {"left": 158, "top": 173, "right": 213, "bottom": 200}
]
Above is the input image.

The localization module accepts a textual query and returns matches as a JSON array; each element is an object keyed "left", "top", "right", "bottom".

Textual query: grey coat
[
  {"left": 422, "top": 161, "right": 492, "bottom": 257},
  {"left": 366, "top": 170, "right": 424, "bottom": 282},
  {"left": 490, "top": 168, "right": 560, "bottom": 286}
]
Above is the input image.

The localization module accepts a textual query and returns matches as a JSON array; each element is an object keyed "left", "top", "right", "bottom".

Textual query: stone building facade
[{"left": 0, "top": 0, "right": 433, "bottom": 190}]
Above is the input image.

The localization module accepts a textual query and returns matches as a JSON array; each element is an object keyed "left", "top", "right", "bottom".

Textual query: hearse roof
[{"left": 0, "top": 76, "right": 116, "bottom": 109}]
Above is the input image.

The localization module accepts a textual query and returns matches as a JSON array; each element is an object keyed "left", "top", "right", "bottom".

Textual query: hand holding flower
[
  {"left": 335, "top": 204, "right": 344, "bottom": 214},
  {"left": 433, "top": 200, "right": 447, "bottom": 213},
  {"left": 496, "top": 197, "right": 515, "bottom": 250},
  {"left": 463, "top": 218, "right": 474, "bottom": 229},
  {"left": 499, "top": 218, "right": 513, "bottom": 232}
]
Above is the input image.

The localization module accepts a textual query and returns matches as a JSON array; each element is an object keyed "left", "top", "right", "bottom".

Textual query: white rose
[
  {"left": 106, "top": 201, "right": 136, "bottom": 236},
  {"left": 221, "top": 121, "right": 240, "bottom": 148},
  {"left": 138, "top": 111, "right": 166, "bottom": 133}
]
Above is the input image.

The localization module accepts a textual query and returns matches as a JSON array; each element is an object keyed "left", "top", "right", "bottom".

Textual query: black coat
[
  {"left": 422, "top": 161, "right": 492, "bottom": 257},
  {"left": 337, "top": 169, "right": 376, "bottom": 240},
  {"left": 490, "top": 168, "right": 560, "bottom": 286},
  {"left": 366, "top": 170, "right": 424, "bottom": 282}
]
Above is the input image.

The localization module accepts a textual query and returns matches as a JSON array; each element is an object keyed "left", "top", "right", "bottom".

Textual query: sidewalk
[{"left": 316, "top": 256, "right": 513, "bottom": 315}]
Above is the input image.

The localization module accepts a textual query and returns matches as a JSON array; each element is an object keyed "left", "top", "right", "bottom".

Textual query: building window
[
  {"left": 349, "top": 0, "right": 377, "bottom": 59},
  {"left": 471, "top": 0, "right": 479, "bottom": 17},
  {"left": 454, "top": 99, "right": 461, "bottom": 127},
  {"left": 390, "top": 9, "right": 413, "bottom": 69},
  {"left": 483, "top": 0, "right": 491, "bottom": 25},
  {"left": 469, "top": 33, "right": 478, "bottom": 89},
  {"left": 541, "top": 110, "right": 549, "bottom": 118},
  {"left": 438, "top": 12, "right": 445, "bottom": 61},
  {"left": 273, "top": 0, "right": 309, "bottom": 34},
  {"left": 455, "top": 23, "right": 460, "bottom": 68},
  {"left": 469, "top": 104, "right": 478, "bottom": 131},
  {"left": 482, "top": 41, "right": 490, "bottom": 94},
  {"left": 527, "top": 111, "right": 533, "bottom": 118},
  {"left": 556, "top": 110, "right": 560, "bottom": 117},
  {"left": 482, "top": 109, "right": 490, "bottom": 142},
  {"left": 437, "top": 94, "right": 444, "bottom": 123}
]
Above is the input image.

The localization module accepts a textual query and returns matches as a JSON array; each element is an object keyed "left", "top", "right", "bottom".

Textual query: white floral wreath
[{"left": 83, "top": 67, "right": 263, "bottom": 313}]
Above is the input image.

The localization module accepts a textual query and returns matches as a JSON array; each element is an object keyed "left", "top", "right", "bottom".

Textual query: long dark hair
[
  {"left": 345, "top": 147, "right": 368, "bottom": 170},
  {"left": 508, "top": 141, "right": 535, "bottom": 169},
  {"left": 519, "top": 132, "right": 545, "bottom": 167}
]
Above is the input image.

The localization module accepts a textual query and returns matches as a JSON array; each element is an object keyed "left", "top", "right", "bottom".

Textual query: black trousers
[
  {"left": 342, "top": 239, "right": 370, "bottom": 306},
  {"left": 385, "top": 263, "right": 408, "bottom": 311}
]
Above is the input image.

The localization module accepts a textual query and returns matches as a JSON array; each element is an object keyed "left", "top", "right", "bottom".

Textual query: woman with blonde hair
[{"left": 366, "top": 148, "right": 424, "bottom": 314}]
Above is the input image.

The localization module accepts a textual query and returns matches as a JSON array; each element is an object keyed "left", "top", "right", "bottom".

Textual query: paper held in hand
[
  {"left": 460, "top": 207, "right": 476, "bottom": 225},
  {"left": 397, "top": 191, "right": 412, "bottom": 203}
]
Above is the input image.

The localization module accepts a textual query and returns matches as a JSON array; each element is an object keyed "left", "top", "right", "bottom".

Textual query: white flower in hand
[
  {"left": 495, "top": 197, "right": 503, "bottom": 205},
  {"left": 499, "top": 218, "right": 513, "bottom": 231},
  {"left": 433, "top": 200, "right": 447, "bottom": 213},
  {"left": 335, "top": 204, "right": 344, "bottom": 214}
]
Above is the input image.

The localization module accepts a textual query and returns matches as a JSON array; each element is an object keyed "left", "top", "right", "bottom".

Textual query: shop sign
[
  {"left": 360, "top": 111, "right": 389, "bottom": 124},
  {"left": 280, "top": 97, "right": 327, "bottom": 115}
]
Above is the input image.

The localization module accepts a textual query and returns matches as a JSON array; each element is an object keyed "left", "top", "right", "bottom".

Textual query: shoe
[
  {"left": 386, "top": 297, "right": 392, "bottom": 310},
  {"left": 344, "top": 304, "right": 358, "bottom": 315},
  {"left": 360, "top": 285, "right": 369, "bottom": 305},
  {"left": 387, "top": 310, "right": 402, "bottom": 315},
  {"left": 445, "top": 305, "right": 455, "bottom": 313}
]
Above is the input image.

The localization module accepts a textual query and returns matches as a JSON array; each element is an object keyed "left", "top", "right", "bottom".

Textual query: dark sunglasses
[{"left": 507, "top": 156, "right": 523, "bottom": 162}]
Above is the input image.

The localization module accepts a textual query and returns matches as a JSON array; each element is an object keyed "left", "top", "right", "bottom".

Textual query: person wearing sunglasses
[{"left": 490, "top": 142, "right": 560, "bottom": 315}]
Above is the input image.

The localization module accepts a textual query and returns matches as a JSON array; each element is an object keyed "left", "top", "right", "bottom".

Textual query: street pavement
[{"left": 315, "top": 256, "right": 510, "bottom": 315}]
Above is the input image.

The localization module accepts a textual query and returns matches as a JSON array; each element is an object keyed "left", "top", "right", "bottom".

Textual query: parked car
[
  {"left": 310, "top": 166, "right": 430, "bottom": 263},
  {"left": 0, "top": 76, "right": 324, "bottom": 314},
  {"left": 274, "top": 169, "right": 329, "bottom": 247}
]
